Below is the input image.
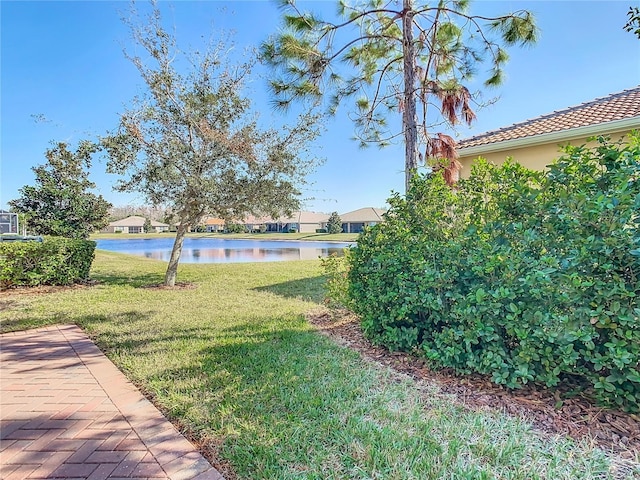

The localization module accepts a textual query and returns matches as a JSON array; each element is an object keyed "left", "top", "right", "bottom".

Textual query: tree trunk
[
  {"left": 402, "top": 0, "right": 418, "bottom": 193},
  {"left": 164, "top": 221, "right": 189, "bottom": 287}
]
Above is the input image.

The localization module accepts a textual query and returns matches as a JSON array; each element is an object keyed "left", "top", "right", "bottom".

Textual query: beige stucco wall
[
  {"left": 298, "top": 223, "right": 320, "bottom": 233},
  {"left": 459, "top": 129, "right": 631, "bottom": 178}
]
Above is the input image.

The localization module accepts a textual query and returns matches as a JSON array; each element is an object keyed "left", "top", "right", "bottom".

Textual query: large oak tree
[{"left": 102, "top": 2, "right": 321, "bottom": 286}]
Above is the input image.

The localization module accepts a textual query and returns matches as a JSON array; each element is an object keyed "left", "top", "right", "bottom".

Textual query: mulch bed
[
  {"left": 307, "top": 309, "right": 640, "bottom": 460},
  {"left": 0, "top": 281, "right": 196, "bottom": 296},
  {"left": 0, "top": 282, "right": 97, "bottom": 296},
  {"left": 140, "top": 282, "right": 196, "bottom": 290}
]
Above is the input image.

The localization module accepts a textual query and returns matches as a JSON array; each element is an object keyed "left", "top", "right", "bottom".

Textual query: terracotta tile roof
[
  {"left": 204, "top": 217, "right": 225, "bottom": 226},
  {"left": 458, "top": 86, "right": 640, "bottom": 149}
]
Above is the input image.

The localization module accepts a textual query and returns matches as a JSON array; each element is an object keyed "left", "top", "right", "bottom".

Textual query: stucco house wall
[
  {"left": 457, "top": 87, "right": 640, "bottom": 177},
  {"left": 459, "top": 128, "right": 633, "bottom": 176}
]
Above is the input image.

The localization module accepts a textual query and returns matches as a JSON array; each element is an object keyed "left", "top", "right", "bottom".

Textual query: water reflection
[{"left": 96, "top": 238, "right": 352, "bottom": 264}]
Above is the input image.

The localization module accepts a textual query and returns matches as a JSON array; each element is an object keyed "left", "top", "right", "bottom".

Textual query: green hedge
[
  {"left": 0, "top": 237, "right": 96, "bottom": 289},
  {"left": 341, "top": 134, "right": 640, "bottom": 411}
]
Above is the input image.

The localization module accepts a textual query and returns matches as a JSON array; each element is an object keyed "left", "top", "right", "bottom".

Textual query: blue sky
[{"left": 2, "top": 0, "right": 639, "bottom": 214}]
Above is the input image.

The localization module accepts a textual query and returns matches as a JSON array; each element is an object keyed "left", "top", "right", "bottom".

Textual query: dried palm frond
[
  {"left": 426, "top": 132, "right": 458, "bottom": 160},
  {"left": 443, "top": 158, "right": 462, "bottom": 187},
  {"left": 433, "top": 84, "right": 476, "bottom": 126},
  {"left": 426, "top": 133, "right": 461, "bottom": 187}
]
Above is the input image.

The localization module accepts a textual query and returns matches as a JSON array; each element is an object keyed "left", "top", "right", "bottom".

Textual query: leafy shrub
[
  {"left": 0, "top": 237, "right": 96, "bottom": 289},
  {"left": 321, "top": 252, "right": 354, "bottom": 310},
  {"left": 342, "top": 134, "right": 640, "bottom": 411},
  {"left": 316, "top": 228, "right": 327, "bottom": 234},
  {"left": 225, "top": 223, "right": 246, "bottom": 234}
]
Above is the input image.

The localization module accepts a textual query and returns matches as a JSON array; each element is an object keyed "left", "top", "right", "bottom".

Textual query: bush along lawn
[
  {"left": 343, "top": 135, "right": 640, "bottom": 413},
  {"left": 0, "top": 251, "right": 635, "bottom": 479},
  {"left": 0, "top": 237, "right": 95, "bottom": 289}
]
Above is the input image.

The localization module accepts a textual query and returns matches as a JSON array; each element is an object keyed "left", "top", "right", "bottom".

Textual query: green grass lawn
[{"left": 0, "top": 251, "right": 631, "bottom": 479}]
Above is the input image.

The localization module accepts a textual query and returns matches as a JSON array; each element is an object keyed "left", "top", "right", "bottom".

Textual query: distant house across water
[
  {"left": 339, "top": 208, "right": 386, "bottom": 233},
  {"left": 268, "top": 211, "right": 331, "bottom": 233},
  {"left": 201, "top": 208, "right": 387, "bottom": 234},
  {"left": 204, "top": 217, "right": 225, "bottom": 233},
  {"left": 104, "top": 216, "right": 170, "bottom": 234},
  {"left": 106, "top": 208, "right": 388, "bottom": 234}
]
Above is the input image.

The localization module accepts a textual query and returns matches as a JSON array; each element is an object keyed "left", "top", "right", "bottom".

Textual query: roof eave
[{"left": 458, "top": 116, "right": 640, "bottom": 158}]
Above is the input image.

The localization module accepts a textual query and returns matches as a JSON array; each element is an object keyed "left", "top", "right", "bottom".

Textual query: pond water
[{"left": 95, "top": 237, "right": 353, "bottom": 263}]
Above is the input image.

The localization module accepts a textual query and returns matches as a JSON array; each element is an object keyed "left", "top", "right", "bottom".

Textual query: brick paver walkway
[{"left": 0, "top": 325, "right": 223, "bottom": 480}]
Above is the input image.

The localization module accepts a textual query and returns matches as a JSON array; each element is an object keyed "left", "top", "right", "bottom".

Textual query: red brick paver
[{"left": 0, "top": 325, "right": 223, "bottom": 480}]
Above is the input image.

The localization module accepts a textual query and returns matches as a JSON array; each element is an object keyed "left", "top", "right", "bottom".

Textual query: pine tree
[
  {"left": 262, "top": 0, "right": 537, "bottom": 190},
  {"left": 327, "top": 211, "right": 343, "bottom": 234}
]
